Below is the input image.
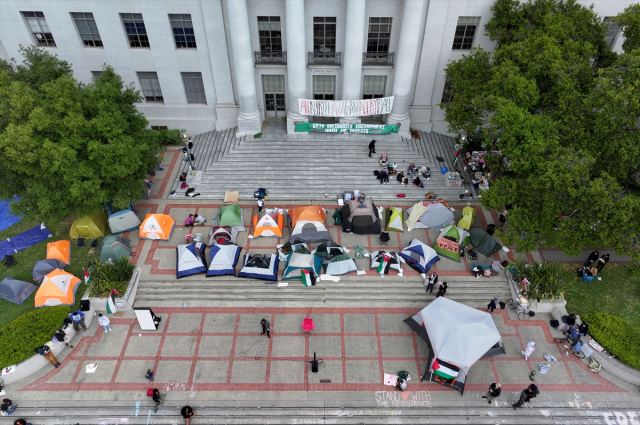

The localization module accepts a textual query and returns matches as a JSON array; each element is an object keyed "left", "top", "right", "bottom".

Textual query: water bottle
[{"left": 182, "top": 303, "right": 187, "bottom": 308}]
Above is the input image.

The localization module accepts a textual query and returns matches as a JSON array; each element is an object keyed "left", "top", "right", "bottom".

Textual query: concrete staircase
[{"left": 170, "top": 121, "right": 475, "bottom": 201}]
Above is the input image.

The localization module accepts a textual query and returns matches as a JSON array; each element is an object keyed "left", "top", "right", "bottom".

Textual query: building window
[
  {"left": 72, "top": 12, "right": 102, "bottom": 47},
  {"left": 313, "top": 75, "right": 335, "bottom": 100},
  {"left": 441, "top": 77, "right": 453, "bottom": 104},
  {"left": 121, "top": 13, "right": 150, "bottom": 48},
  {"left": 137, "top": 72, "right": 163, "bottom": 103},
  {"left": 258, "top": 16, "right": 282, "bottom": 53},
  {"left": 92, "top": 71, "right": 103, "bottom": 79},
  {"left": 22, "top": 12, "right": 56, "bottom": 47},
  {"left": 170, "top": 14, "right": 196, "bottom": 49},
  {"left": 151, "top": 126, "right": 168, "bottom": 131},
  {"left": 452, "top": 17, "right": 480, "bottom": 50},
  {"left": 363, "top": 76, "right": 386, "bottom": 99},
  {"left": 602, "top": 17, "right": 620, "bottom": 48},
  {"left": 181, "top": 72, "right": 206, "bottom": 104},
  {"left": 367, "top": 18, "right": 391, "bottom": 55},
  {"left": 313, "top": 17, "right": 336, "bottom": 55}
]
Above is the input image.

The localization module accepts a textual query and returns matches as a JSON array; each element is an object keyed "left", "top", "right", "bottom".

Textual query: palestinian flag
[
  {"left": 432, "top": 358, "right": 459, "bottom": 380},
  {"left": 377, "top": 254, "right": 391, "bottom": 275},
  {"left": 301, "top": 270, "right": 315, "bottom": 287},
  {"left": 106, "top": 289, "right": 120, "bottom": 314},
  {"left": 452, "top": 149, "right": 460, "bottom": 167},
  {"left": 83, "top": 268, "right": 92, "bottom": 285}
]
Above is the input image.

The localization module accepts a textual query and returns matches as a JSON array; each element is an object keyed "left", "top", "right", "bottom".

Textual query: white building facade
[{"left": 0, "top": 0, "right": 629, "bottom": 136}]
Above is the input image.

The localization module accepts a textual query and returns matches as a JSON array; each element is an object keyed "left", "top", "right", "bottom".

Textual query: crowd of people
[{"left": 370, "top": 139, "right": 432, "bottom": 188}]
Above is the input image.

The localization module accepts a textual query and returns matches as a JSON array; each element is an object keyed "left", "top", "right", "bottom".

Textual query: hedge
[
  {"left": 0, "top": 306, "right": 70, "bottom": 368},
  {"left": 582, "top": 312, "right": 640, "bottom": 370}
]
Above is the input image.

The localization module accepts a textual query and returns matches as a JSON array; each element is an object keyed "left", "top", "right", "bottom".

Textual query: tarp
[
  {"left": 433, "top": 225, "right": 470, "bottom": 262},
  {"left": 35, "top": 270, "right": 81, "bottom": 308},
  {"left": 469, "top": 228, "right": 503, "bottom": 257},
  {"left": 406, "top": 202, "right": 454, "bottom": 231},
  {"left": 207, "top": 244, "right": 241, "bottom": 277},
  {"left": 99, "top": 235, "right": 135, "bottom": 263},
  {"left": 341, "top": 199, "right": 381, "bottom": 234},
  {"left": 208, "top": 226, "right": 238, "bottom": 245},
  {"left": 282, "top": 253, "right": 322, "bottom": 281},
  {"left": 32, "top": 259, "right": 65, "bottom": 284},
  {"left": 0, "top": 198, "right": 22, "bottom": 232},
  {"left": 370, "top": 251, "right": 403, "bottom": 275},
  {"left": 176, "top": 242, "right": 207, "bottom": 278},
  {"left": 0, "top": 276, "right": 37, "bottom": 305},
  {"left": 238, "top": 253, "right": 279, "bottom": 281},
  {"left": 385, "top": 207, "right": 404, "bottom": 232},
  {"left": 399, "top": 239, "right": 439, "bottom": 274},
  {"left": 106, "top": 203, "right": 141, "bottom": 234},
  {"left": 139, "top": 214, "right": 175, "bottom": 240},
  {"left": 46, "top": 240, "right": 71, "bottom": 266},
  {"left": 0, "top": 223, "right": 52, "bottom": 260},
  {"left": 288, "top": 206, "right": 331, "bottom": 244},
  {"left": 69, "top": 211, "right": 108, "bottom": 239},
  {"left": 325, "top": 254, "right": 358, "bottom": 275},
  {"left": 212, "top": 205, "right": 244, "bottom": 228},
  {"left": 252, "top": 212, "right": 284, "bottom": 238},
  {"left": 457, "top": 206, "right": 476, "bottom": 231}
]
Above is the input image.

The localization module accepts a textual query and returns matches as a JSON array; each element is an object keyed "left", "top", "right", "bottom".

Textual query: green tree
[
  {"left": 614, "top": 3, "right": 640, "bottom": 53},
  {"left": 0, "top": 47, "right": 160, "bottom": 222},
  {"left": 441, "top": 0, "right": 640, "bottom": 261}
]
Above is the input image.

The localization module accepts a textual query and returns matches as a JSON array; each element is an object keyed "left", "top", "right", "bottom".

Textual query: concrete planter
[
  {"left": 506, "top": 270, "right": 566, "bottom": 313},
  {"left": 83, "top": 266, "right": 142, "bottom": 312}
]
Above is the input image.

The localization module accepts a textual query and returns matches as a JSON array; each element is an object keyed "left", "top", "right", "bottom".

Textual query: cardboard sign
[{"left": 437, "top": 238, "right": 459, "bottom": 253}]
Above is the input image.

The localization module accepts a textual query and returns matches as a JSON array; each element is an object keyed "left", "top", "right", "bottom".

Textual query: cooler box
[{"left": 445, "top": 172, "right": 462, "bottom": 188}]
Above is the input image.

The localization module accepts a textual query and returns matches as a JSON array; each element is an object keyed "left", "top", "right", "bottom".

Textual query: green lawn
[
  {"left": 0, "top": 218, "right": 98, "bottom": 329},
  {"left": 562, "top": 264, "right": 640, "bottom": 331}
]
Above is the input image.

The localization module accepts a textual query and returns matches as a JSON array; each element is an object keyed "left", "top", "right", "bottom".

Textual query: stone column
[
  {"left": 386, "top": 0, "right": 426, "bottom": 135},
  {"left": 227, "top": 0, "right": 262, "bottom": 135},
  {"left": 339, "top": 0, "right": 367, "bottom": 124},
  {"left": 285, "top": 0, "right": 308, "bottom": 133}
]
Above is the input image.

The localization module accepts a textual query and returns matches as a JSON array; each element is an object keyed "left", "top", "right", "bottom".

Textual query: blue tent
[
  {"left": 0, "top": 276, "right": 37, "bottom": 305},
  {"left": 238, "top": 253, "right": 279, "bottom": 281},
  {"left": 0, "top": 198, "right": 22, "bottom": 232},
  {"left": 176, "top": 242, "right": 207, "bottom": 279},
  {"left": 0, "top": 223, "right": 52, "bottom": 260},
  {"left": 207, "top": 245, "right": 241, "bottom": 277},
  {"left": 399, "top": 239, "right": 440, "bottom": 273}
]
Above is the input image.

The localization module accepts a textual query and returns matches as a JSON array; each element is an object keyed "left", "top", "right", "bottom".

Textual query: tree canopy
[
  {"left": 442, "top": 0, "right": 640, "bottom": 261},
  {"left": 0, "top": 46, "right": 161, "bottom": 223}
]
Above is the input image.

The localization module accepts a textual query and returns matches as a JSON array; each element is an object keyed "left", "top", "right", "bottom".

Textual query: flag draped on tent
[
  {"left": 106, "top": 289, "right": 119, "bottom": 314},
  {"left": 83, "top": 268, "right": 92, "bottom": 285},
  {"left": 432, "top": 359, "right": 459, "bottom": 380}
]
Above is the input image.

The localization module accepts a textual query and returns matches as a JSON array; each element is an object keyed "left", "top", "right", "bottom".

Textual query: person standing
[
  {"left": 257, "top": 198, "right": 264, "bottom": 213},
  {"left": 583, "top": 250, "right": 600, "bottom": 268},
  {"left": 424, "top": 272, "right": 438, "bottom": 293},
  {"left": 98, "top": 314, "right": 111, "bottom": 333},
  {"left": 438, "top": 281, "right": 448, "bottom": 295},
  {"left": 522, "top": 341, "right": 536, "bottom": 361},
  {"left": 487, "top": 296, "right": 499, "bottom": 313},
  {"left": 482, "top": 382, "right": 501, "bottom": 404},
  {"left": 70, "top": 311, "right": 87, "bottom": 332},
  {"left": 181, "top": 406, "right": 196, "bottom": 425},
  {"left": 260, "top": 318, "right": 271, "bottom": 338},
  {"left": 596, "top": 254, "right": 610, "bottom": 273},
  {"left": 368, "top": 139, "right": 377, "bottom": 157},
  {"left": 36, "top": 345, "right": 60, "bottom": 368},
  {"left": 513, "top": 384, "right": 539, "bottom": 408}
]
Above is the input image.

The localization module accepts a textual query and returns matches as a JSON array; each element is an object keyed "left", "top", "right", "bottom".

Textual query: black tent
[{"left": 340, "top": 199, "right": 381, "bottom": 234}]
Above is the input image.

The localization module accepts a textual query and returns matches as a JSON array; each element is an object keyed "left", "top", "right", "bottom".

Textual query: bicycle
[
  {"left": 553, "top": 336, "right": 586, "bottom": 358},
  {"left": 506, "top": 298, "right": 532, "bottom": 321}
]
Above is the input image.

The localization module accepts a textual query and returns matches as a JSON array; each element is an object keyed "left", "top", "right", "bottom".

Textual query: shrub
[
  {"left": 87, "top": 257, "right": 135, "bottom": 297},
  {"left": 582, "top": 312, "right": 640, "bottom": 370},
  {"left": 511, "top": 259, "right": 568, "bottom": 304},
  {"left": 155, "top": 129, "right": 181, "bottom": 146},
  {"left": 0, "top": 306, "right": 70, "bottom": 368}
]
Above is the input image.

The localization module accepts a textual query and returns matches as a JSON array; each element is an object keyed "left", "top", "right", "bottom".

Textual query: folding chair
[
  {"left": 379, "top": 232, "right": 391, "bottom": 246},
  {"left": 581, "top": 270, "right": 596, "bottom": 285},
  {"left": 301, "top": 318, "right": 315, "bottom": 333},
  {"left": 76, "top": 238, "right": 85, "bottom": 249}
]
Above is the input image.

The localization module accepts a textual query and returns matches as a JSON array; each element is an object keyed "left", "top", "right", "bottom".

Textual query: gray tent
[
  {"left": 0, "top": 276, "right": 37, "bottom": 305},
  {"left": 406, "top": 202, "right": 454, "bottom": 231},
  {"left": 325, "top": 255, "right": 358, "bottom": 275},
  {"left": 33, "top": 259, "right": 66, "bottom": 284}
]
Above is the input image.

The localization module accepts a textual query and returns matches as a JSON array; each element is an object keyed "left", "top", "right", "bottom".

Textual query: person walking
[
  {"left": 487, "top": 296, "right": 499, "bottom": 313},
  {"left": 257, "top": 198, "right": 264, "bottom": 213},
  {"left": 482, "top": 382, "right": 501, "bottom": 404},
  {"left": 181, "top": 405, "right": 196, "bottom": 425},
  {"left": 36, "top": 344, "right": 60, "bottom": 368},
  {"left": 70, "top": 311, "right": 87, "bottom": 332},
  {"left": 260, "top": 318, "right": 271, "bottom": 338},
  {"left": 98, "top": 314, "right": 111, "bottom": 333},
  {"left": 583, "top": 250, "right": 599, "bottom": 268},
  {"left": 513, "top": 384, "right": 539, "bottom": 409},
  {"left": 424, "top": 272, "right": 438, "bottom": 293},
  {"left": 185, "top": 214, "right": 195, "bottom": 228},
  {"left": 368, "top": 139, "right": 377, "bottom": 157},
  {"left": 152, "top": 389, "right": 165, "bottom": 413},
  {"left": 596, "top": 254, "right": 610, "bottom": 273},
  {"left": 522, "top": 341, "right": 536, "bottom": 361}
]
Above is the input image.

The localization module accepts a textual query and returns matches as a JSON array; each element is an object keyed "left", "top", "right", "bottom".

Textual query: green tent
[
  {"left": 212, "top": 204, "right": 244, "bottom": 227},
  {"left": 385, "top": 207, "right": 404, "bottom": 232},
  {"left": 99, "top": 235, "right": 135, "bottom": 263},
  {"left": 432, "top": 225, "right": 470, "bottom": 261},
  {"left": 469, "top": 228, "right": 503, "bottom": 257},
  {"left": 70, "top": 211, "right": 108, "bottom": 239}
]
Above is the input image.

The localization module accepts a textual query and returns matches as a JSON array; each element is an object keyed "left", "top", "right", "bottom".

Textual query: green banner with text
[{"left": 295, "top": 123, "right": 399, "bottom": 134}]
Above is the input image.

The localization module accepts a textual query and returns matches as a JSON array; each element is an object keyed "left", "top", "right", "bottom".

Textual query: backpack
[
  {"left": 550, "top": 320, "right": 560, "bottom": 329},
  {"left": 63, "top": 317, "right": 73, "bottom": 325},
  {"left": 147, "top": 388, "right": 154, "bottom": 397},
  {"left": 332, "top": 209, "right": 343, "bottom": 226}
]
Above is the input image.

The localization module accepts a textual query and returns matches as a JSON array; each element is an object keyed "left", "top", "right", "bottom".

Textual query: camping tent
[
  {"left": 288, "top": 206, "right": 331, "bottom": 244},
  {"left": 469, "top": 228, "right": 503, "bottom": 257},
  {"left": 399, "top": 239, "right": 440, "bottom": 273},
  {"left": 212, "top": 205, "right": 245, "bottom": 230},
  {"left": 457, "top": 206, "right": 476, "bottom": 231},
  {"left": 0, "top": 277, "right": 37, "bottom": 305},
  {"left": 32, "top": 259, "right": 65, "bottom": 283},
  {"left": 106, "top": 203, "right": 141, "bottom": 234},
  {"left": 325, "top": 255, "right": 358, "bottom": 275},
  {"left": 208, "top": 227, "right": 238, "bottom": 245},
  {"left": 139, "top": 214, "right": 176, "bottom": 240},
  {"left": 433, "top": 225, "right": 470, "bottom": 262},
  {"left": 252, "top": 211, "right": 284, "bottom": 238},
  {"left": 340, "top": 199, "right": 382, "bottom": 234},
  {"left": 312, "top": 242, "right": 347, "bottom": 260},
  {"left": 69, "top": 211, "right": 108, "bottom": 239},
  {"left": 176, "top": 242, "right": 207, "bottom": 278},
  {"left": 406, "top": 202, "right": 455, "bottom": 231},
  {"left": 385, "top": 207, "right": 404, "bottom": 232},
  {"left": 34, "top": 270, "right": 81, "bottom": 307},
  {"left": 238, "top": 253, "right": 279, "bottom": 281},
  {"left": 207, "top": 244, "right": 241, "bottom": 277},
  {"left": 370, "top": 250, "right": 403, "bottom": 275},
  {"left": 404, "top": 297, "right": 505, "bottom": 394},
  {"left": 282, "top": 253, "right": 323, "bottom": 281},
  {"left": 0, "top": 198, "right": 22, "bottom": 232},
  {"left": 46, "top": 240, "right": 71, "bottom": 266},
  {"left": 99, "top": 235, "right": 135, "bottom": 263}
]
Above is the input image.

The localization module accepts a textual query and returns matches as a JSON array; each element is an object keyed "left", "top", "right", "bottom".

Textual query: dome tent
[
  {"left": 0, "top": 276, "right": 37, "bottom": 305},
  {"left": 99, "top": 235, "right": 135, "bottom": 263},
  {"left": 252, "top": 211, "right": 284, "bottom": 238},
  {"left": 106, "top": 203, "right": 141, "bottom": 234},
  {"left": 238, "top": 253, "right": 279, "bottom": 281},
  {"left": 469, "top": 228, "right": 503, "bottom": 257},
  {"left": 340, "top": 199, "right": 381, "bottom": 234},
  {"left": 69, "top": 211, "right": 107, "bottom": 239},
  {"left": 406, "top": 201, "right": 454, "bottom": 231},
  {"left": 432, "top": 225, "right": 470, "bottom": 262},
  {"left": 139, "top": 214, "right": 176, "bottom": 240},
  {"left": 212, "top": 204, "right": 245, "bottom": 230},
  {"left": 35, "top": 270, "right": 81, "bottom": 308},
  {"left": 208, "top": 226, "right": 238, "bottom": 245},
  {"left": 457, "top": 206, "right": 476, "bottom": 231},
  {"left": 32, "top": 259, "right": 65, "bottom": 284},
  {"left": 176, "top": 242, "right": 207, "bottom": 278},
  {"left": 399, "top": 239, "right": 440, "bottom": 273},
  {"left": 282, "top": 253, "right": 322, "bottom": 281},
  {"left": 46, "top": 240, "right": 71, "bottom": 266},
  {"left": 325, "top": 255, "right": 358, "bottom": 276},
  {"left": 384, "top": 207, "right": 404, "bottom": 232},
  {"left": 287, "top": 206, "right": 331, "bottom": 244},
  {"left": 207, "top": 244, "right": 242, "bottom": 277}
]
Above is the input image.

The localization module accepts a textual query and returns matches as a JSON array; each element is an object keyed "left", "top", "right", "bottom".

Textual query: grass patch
[
  {"left": 561, "top": 263, "right": 640, "bottom": 331},
  {"left": 0, "top": 218, "right": 97, "bottom": 329}
]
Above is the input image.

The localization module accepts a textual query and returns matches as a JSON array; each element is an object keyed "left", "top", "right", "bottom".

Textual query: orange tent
[
  {"left": 288, "top": 206, "right": 327, "bottom": 228},
  {"left": 139, "top": 214, "right": 176, "bottom": 240},
  {"left": 34, "top": 270, "right": 81, "bottom": 308},
  {"left": 46, "top": 240, "right": 71, "bottom": 265},
  {"left": 252, "top": 212, "right": 284, "bottom": 238}
]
